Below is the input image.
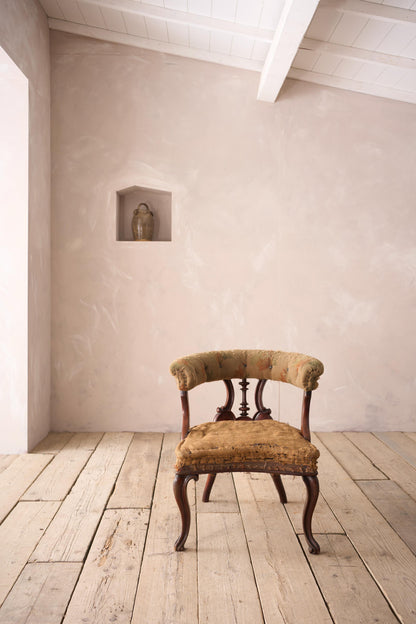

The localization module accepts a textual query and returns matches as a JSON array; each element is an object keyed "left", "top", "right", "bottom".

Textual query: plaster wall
[
  {"left": 0, "top": 48, "right": 28, "bottom": 453},
  {"left": 0, "top": 0, "right": 51, "bottom": 450},
  {"left": 51, "top": 32, "right": 416, "bottom": 432}
]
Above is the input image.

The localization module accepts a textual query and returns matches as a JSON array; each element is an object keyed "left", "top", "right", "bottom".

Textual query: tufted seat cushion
[{"left": 175, "top": 420, "right": 319, "bottom": 475}]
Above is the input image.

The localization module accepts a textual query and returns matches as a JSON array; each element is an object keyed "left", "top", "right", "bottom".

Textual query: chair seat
[{"left": 175, "top": 420, "right": 319, "bottom": 475}]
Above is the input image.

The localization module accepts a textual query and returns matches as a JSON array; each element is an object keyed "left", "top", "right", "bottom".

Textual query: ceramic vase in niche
[{"left": 132, "top": 202, "right": 154, "bottom": 241}]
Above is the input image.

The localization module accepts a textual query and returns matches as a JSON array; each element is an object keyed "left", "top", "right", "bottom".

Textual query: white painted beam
[
  {"left": 301, "top": 37, "right": 416, "bottom": 70},
  {"left": 48, "top": 18, "right": 264, "bottom": 72},
  {"left": 288, "top": 67, "right": 416, "bottom": 104},
  {"left": 257, "top": 0, "right": 320, "bottom": 103},
  {"left": 318, "top": 0, "right": 416, "bottom": 25}
]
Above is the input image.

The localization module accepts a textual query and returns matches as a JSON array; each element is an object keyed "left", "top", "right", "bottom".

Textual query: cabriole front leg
[
  {"left": 173, "top": 473, "right": 199, "bottom": 551},
  {"left": 302, "top": 475, "right": 320, "bottom": 554}
]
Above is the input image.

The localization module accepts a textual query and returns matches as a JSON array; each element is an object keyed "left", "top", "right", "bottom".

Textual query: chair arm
[{"left": 170, "top": 350, "right": 324, "bottom": 392}]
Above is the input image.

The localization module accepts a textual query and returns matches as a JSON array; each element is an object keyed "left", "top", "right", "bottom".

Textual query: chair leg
[
  {"left": 173, "top": 473, "right": 198, "bottom": 551},
  {"left": 302, "top": 475, "right": 320, "bottom": 554},
  {"left": 202, "top": 473, "right": 216, "bottom": 502},
  {"left": 271, "top": 474, "right": 287, "bottom": 504}
]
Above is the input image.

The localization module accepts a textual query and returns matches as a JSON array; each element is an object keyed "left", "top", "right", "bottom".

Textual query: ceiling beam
[
  {"left": 73, "top": 0, "right": 274, "bottom": 41},
  {"left": 318, "top": 0, "right": 416, "bottom": 25},
  {"left": 257, "top": 0, "right": 320, "bottom": 103},
  {"left": 301, "top": 37, "right": 416, "bottom": 70},
  {"left": 288, "top": 67, "right": 416, "bottom": 104},
  {"left": 48, "top": 19, "right": 264, "bottom": 72}
]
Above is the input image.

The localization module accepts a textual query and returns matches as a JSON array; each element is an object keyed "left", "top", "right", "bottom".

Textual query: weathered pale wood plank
[
  {"left": 0, "top": 454, "right": 52, "bottom": 522},
  {"left": 30, "top": 432, "right": 133, "bottom": 562},
  {"left": 374, "top": 432, "right": 416, "bottom": 469},
  {"left": 22, "top": 433, "right": 103, "bottom": 501},
  {"left": 0, "top": 455, "right": 18, "bottom": 473},
  {"left": 317, "top": 432, "right": 386, "bottom": 480},
  {"left": 316, "top": 434, "right": 416, "bottom": 623},
  {"left": 196, "top": 472, "right": 239, "bottom": 513},
  {"left": 0, "top": 562, "right": 81, "bottom": 624},
  {"left": 61, "top": 432, "right": 103, "bottom": 451},
  {"left": 0, "top": 502, "right": 60, "bottom": 606},
  {"left": 303, "top": 534, "right": 399, "bottom": 624},
  {"left": 345, "top": 432, "right": 416, "bottom": 500},
  {"left": 131, "top": 434, "right": 198, "bottom": 624},
  {"left": 282, "top": 473, "right": 344, "bottom": 534},
  {"left": 197, "top": 511, "right": 265, "bottom": 624},
  {"left": 234, "top": 472, "right": 332, "bottom": 624},
  {"left": 64, "top": 509, "right": 149, "bottom": 624},
  {"left": 31, "top": 433, "right": 74, "bottom": 454},
  {"left": 358, "top": 480, "right": 416, "bottom": 556},
  {"left": 107, "top": 432, "right": 163, "bottom": 508},
  {"left": 404, "top": 432, "right": 416, "bottom": 444}
]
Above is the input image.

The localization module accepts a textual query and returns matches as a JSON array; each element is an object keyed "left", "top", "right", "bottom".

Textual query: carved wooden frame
[{"left": 173, "top": 379, "right": 320, "bottom": 554}]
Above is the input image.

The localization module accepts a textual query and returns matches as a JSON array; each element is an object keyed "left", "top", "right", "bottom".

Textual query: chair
[{"left": 170, "top": 349, "right": 324, "bottom": 554}]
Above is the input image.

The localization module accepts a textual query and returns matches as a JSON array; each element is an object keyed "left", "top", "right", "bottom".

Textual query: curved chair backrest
[{"left": 170, "top": 349, "right": 324, "bottom": 392}]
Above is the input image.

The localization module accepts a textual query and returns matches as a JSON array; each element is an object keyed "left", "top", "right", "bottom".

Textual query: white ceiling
[{"left": 39, "top": 0, "right": 416, "bottom": 104}]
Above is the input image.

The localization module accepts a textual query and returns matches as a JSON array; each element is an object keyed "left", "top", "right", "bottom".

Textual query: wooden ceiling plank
[
  {"left": 100, "top": 6, "right": 126, "bottom": 32},
  {"left": 259, "top": 0, "right": 286, "bottom": 30},
  {"left": 301, "top": 37, "right": 416, "bottom": 69},
  {"left": 48, "top": 18, "right": 264, "bottom": 71},
  {"left": 210, "top": 30, "right": 233, "bottom": 55},
  {"left": 167, "top": 21, "right": 189, "bottom": 47},
  {"left": 74, "top": 0, "right": 274, "bottom": 41},
  {"left": 288, "top": 66, "right": 416, "bottom": 103},
  {"left": 318, "top": 0, "right": 416, "bottom": 25},
  {"left": 329, "top": 12, "right": 369, "bottom": 46},
  {"left": 353, "top": 19, "right": 395, "bottom": 50},
  {"left": 211, "top": 0, "right": 237, "bottom": 23},
  {"left": 189, "top": 0, "right": 211, "bottom": 18},
  {"left": 251, "top": 39, "right": 270, "bottom": 61},
  {"left": 123, "top": 13, "right": 147, "bottom": 38},
  {"left": 145, "top": 17, "right": 169, "bottom": 43},
  {"left": 376, "top": 65, "right": 408, "bottom": 87},
  {"left": 376, "top": 22, "right": 416, "bottom": 55},
  {"left": 78, "top": 1, "right": 106, "bottom": 28},
  {"left": 257, "top": 0, "right": 320, "bottom": 102},
  {"left": 231, "top": 34, "right": 255, "bottom": 59},
  {"left": 306, "top": 8, "right": 343, "bottom": 40},
  {"left": 189, "top": 24, "right": 210, "bottom": 50},
  {"left": 235, "top": 1, "right": 263, "bottom": 28},
  {"left": 39, "top": 0, "right": 65, "bottom": 20},
  {"left": 57, "top": 0, "right": 86, "bottom": 23},
  {"left": 334, "top": 57, "right": 363, "bottom": 79}
]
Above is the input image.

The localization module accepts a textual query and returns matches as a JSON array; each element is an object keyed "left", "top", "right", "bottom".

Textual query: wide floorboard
[{"left": 0, "top": 431, "right": 415, "bottom": 623}]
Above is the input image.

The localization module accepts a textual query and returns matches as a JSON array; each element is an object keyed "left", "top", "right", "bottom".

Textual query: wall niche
[{"left": 116, "top": 185, "right": 172, "bottom": 242}]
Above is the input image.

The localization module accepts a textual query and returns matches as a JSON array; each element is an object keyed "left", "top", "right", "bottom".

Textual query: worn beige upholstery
[
  {"left": 175, "top": 420, "right": 320, "bottom": 475},
  {"left": 171, "top": 349, "right": 324, "bottom": 554},
  {"left": 170, "top": 349, "right": 324, "bottom": 392}
]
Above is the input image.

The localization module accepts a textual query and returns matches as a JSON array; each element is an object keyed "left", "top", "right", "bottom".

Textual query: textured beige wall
[
  {"left": 0, "top": 47, "right": 28, "bottom": 453},
  {"left": 0, "top": 0, "right": 51, "bottom": 450},
  {"left": 51, "top": 32, "right": 416, "bottom": 433}
]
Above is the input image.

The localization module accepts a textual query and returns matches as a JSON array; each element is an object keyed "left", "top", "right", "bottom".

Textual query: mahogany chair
[{"left": 170, "top": 349, "right": 324, "bottom": 554}]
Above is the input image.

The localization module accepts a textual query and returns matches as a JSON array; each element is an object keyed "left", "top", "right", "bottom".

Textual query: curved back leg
[
  {"left": 202, "top": 473, "right": 216, "bottom": 502},
  {"left": 173, "top": 473, "right": 199, "bottom": 551},
  {"left": 271, "top": 474, "right": 287, "bottom": 504},
  {"left": 302, "top": 475, "right": 320, "bottom": 554}
]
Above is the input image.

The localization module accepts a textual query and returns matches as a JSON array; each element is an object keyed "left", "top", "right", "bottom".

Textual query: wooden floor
[{"left": 0, "top": 431, "right": 415, "bottom": 623}]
